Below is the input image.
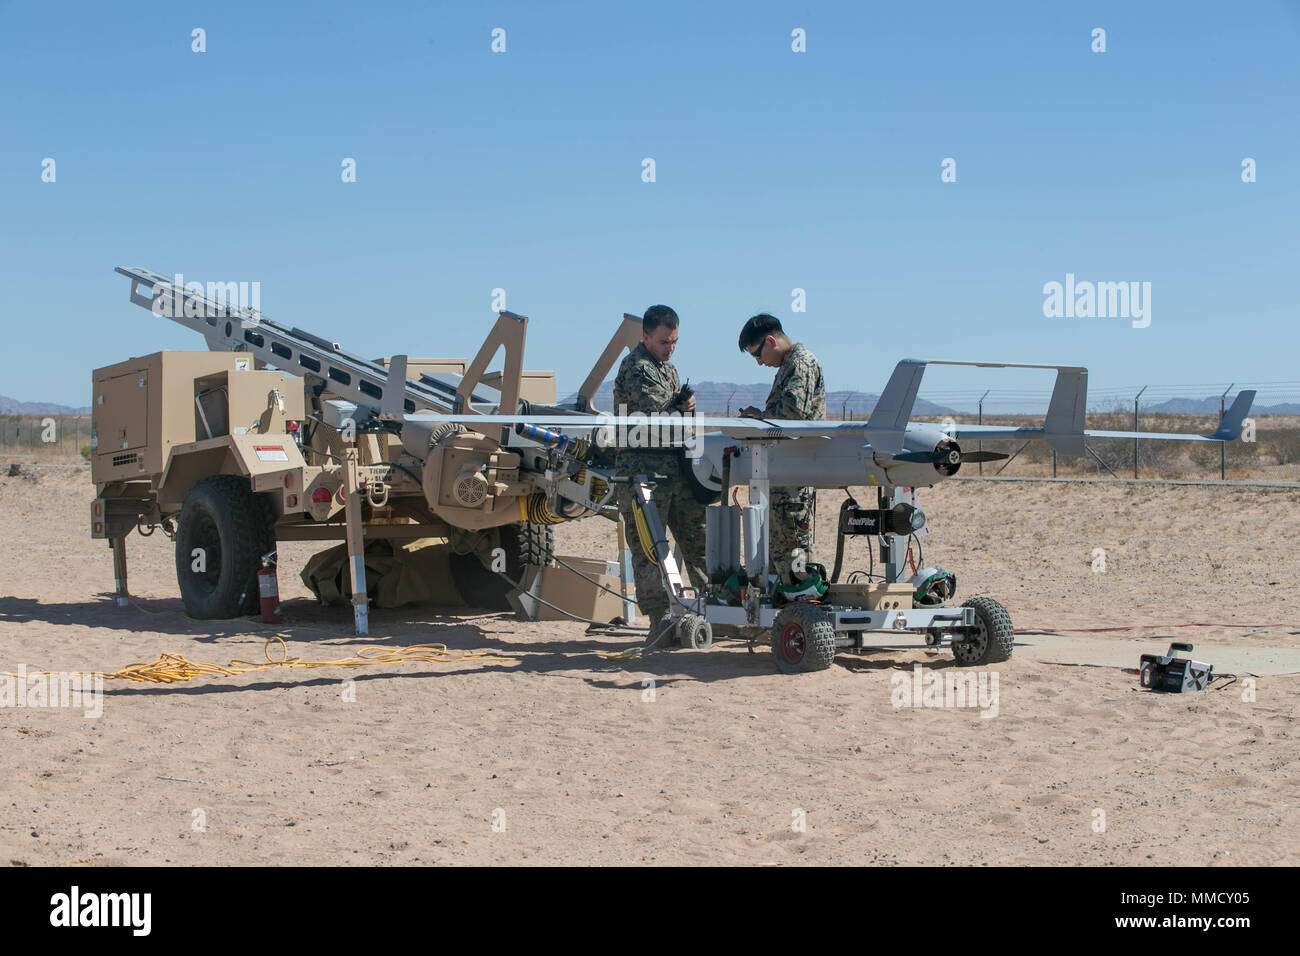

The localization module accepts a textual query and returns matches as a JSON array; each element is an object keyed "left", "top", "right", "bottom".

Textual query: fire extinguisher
[{"left": 258, "top": 550, "right": 281, "bottom": 624}]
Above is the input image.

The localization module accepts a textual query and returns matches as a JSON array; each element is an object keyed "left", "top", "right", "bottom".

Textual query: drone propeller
[{"left": 891, "top": 449, "right": 1010, "bottom": 464}]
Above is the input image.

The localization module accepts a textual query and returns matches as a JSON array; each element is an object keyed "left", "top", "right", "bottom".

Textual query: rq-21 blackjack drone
[{"left": 413, "top": 360, "right": 1255, "bottom": 674}]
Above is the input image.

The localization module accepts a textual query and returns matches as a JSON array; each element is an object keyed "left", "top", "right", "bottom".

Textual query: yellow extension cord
[
  {"left": 3, "top": 599, "right": 647, "bottom": 685},
  {"left": 630, "top": 502, "right": 658, "bottom": 564},
  {"left": 2, "top": 634, "right": 515, "bottom": 685}
]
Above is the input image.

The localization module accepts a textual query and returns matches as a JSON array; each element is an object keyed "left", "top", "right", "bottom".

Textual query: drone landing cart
[{"left": 632, "top": 441, "right": 1014, "bottom": 673}]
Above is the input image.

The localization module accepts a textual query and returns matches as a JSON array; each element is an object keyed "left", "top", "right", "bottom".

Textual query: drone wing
[
  {"left": 404, "top": 360, "right": 1256, "bottom": 452},
  {"left": 948, "top": 389, "right": 1256, "bottom": 446}
]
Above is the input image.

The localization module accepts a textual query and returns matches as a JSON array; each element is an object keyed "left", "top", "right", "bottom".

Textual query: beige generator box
[
  {"left": 375, "top": 357, "right": 558, "bottom": 407},
  {"left": 480, "top": 370, "right": 557, "bottom": 406},
  {"left": 91, "top": 351, "right": 304, "bottom": 485},
  {"left": 825, "top": 581, "right": 915, "bottom": 611},
  {"left": 379, "top": 356, "right": 556, "bottom": 405},
  {"left": 523, "top": 555, "right": 626, "bottom": 623}
]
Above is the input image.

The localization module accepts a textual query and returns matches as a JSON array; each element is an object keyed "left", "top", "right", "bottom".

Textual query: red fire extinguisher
[{"left": 258, "top": 550, "right": 281, "bottom": 624}]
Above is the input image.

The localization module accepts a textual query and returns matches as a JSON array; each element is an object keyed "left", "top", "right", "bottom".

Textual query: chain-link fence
[
  {"left": 836, "top": 382, "right": 1300, "bottom": 484},
  {"left": 0, "top": 415, "right": 92, "bottom": 462},
  {"left": 899, "top": 412, "right": 1300, "bottom": 483}
]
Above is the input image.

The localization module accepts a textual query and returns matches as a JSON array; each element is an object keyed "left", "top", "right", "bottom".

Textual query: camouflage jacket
[
  {"left": 613, "top": 342, "right": 680, "bottom": 416},
  {"left": 612, "top": 342, "right": 681, "bottom": 468},
  {"left": 764, "top": 342, "right": 825, "bottom": 420}
]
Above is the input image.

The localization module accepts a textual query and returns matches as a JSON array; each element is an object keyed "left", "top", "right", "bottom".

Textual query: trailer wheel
[
  {"left": 952, "top": 597, "right": 1014, "bottom": 666},
  {"left": 449, "top": 522, "right": 554, "bottom": 611},
  {"left": 771, "top": 602, "right": 838, "bottom": 674},
  {"left": 175, "top": 476, "right": 275, "bottom": 619},
  {"left": 677, "top": 614, "right": 713, "bottom": 651}
]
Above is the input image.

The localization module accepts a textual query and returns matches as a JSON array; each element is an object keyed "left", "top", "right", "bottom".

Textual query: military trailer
[{"left": 91, "top": 267, "right": 641, "bottom": 632}]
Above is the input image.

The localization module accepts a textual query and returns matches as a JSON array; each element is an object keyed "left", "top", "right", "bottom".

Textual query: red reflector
[
  {"left": 311, "top": 488, "right": 331, "bottom": 503},
  {"left": 286, "top": 420, "right": 299, "bottom": 433},
  {"left": 287, "top": 494, "right": 298, "bottom": 507}
]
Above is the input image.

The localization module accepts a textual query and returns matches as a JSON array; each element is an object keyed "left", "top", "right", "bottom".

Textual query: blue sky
[{"left": 2, "top": 0, "right": 1298, "bottom": 411}]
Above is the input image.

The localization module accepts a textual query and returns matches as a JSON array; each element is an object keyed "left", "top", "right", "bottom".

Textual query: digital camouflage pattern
[
  {"left": 611, "top": 342, "right": 706, "bottom": 622},
  {"left": 765, "top": 342, "right": 825, "bottom": 582},
  {"left": 613, "top": 342, "right": 680, "bottom": 415},
  {"left": 614, "top": 474, "right": 707, "bottom": 624},
  {"left": 769, "top": 485, "right": 815, "bottom": 582},
  {"left": 763, "top": 342, "right": 826, "bottom": 421}
]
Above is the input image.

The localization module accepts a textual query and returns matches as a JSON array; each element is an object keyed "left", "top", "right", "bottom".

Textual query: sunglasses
[{"left": 748, "top": 338, "right": 766, "bottom": 360}]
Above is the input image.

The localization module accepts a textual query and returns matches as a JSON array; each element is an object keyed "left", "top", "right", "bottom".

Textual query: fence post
[
  {"left": 1219, "top": 385, "right": 1233, "bottom": 480},
  {"left": 977, "top": 390, "right": 989, "bottom": 475},
  {"left": 1133, "top": 386, "right": 1147, "bottom": 479}
]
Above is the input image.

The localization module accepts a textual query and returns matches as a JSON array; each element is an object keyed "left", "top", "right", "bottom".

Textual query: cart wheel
[
  {"left": 952, "top": 597, "right": 1014, "bottom": 666},
  {"left": 677, "top": 615, "right": 713, "bottom": 651},
  {"left": 771, "top": 602, "right": 837, "bottom": 674}
]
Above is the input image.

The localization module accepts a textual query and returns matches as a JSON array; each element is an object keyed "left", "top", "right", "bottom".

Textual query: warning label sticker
[{"left": 254, "top": 446, "right": 289, "bottom": 462}]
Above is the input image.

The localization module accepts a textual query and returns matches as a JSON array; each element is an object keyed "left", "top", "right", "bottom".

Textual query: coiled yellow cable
[
  {"left": 2, "top": 636, "right": 514, "bottom": 685},
  {"left": 630, "top": 502, "right": 658, "bottom": 564}
]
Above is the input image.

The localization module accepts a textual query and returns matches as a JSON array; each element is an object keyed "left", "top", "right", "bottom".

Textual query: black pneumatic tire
[
  {"left": 771, "top": 602, "right": 838, "bottom": 674},
  {"left": 677, "top": 615, "right": 713, "bottom": 651},
  {"left": 952, "top": 596, "right": 1015, "bottom": 666},
  {"left": 175, "top": 476, "right": 276, "bottom": 619},
  {"left": 449, "top": 521, "right": 555, "bottom": 611}
]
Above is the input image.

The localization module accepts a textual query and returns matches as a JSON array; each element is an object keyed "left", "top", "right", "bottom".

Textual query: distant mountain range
[
  {"left": 0, "top": 394, "right": 91, "bottom": 415},
  {"left": 1142, "top": 397, "right": 1300, "bottom": 416},
  {"left": 561, "top": 381, "right": 960, "bottom": 417}
]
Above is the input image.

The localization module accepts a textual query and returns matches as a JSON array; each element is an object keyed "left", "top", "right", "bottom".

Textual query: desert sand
[{"left": 1, "top": 465, "right": 1297, "bottom": 866}]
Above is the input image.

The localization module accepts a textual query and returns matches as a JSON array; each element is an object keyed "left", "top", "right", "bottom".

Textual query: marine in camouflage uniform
[
  {"left": 761, "top": 343, "right": 825, "bottom": 583},
  {"left": 612, "top": 343, "right": 708, "bottom": 628}
]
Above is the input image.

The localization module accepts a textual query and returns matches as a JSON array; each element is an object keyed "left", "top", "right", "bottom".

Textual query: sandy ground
[{"left": 1, "top": 465, "right": 1297, "bottom": 866}]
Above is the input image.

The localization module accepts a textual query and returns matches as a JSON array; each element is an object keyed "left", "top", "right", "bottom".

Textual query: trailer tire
[
  {"left": 449, "top": 522, "right": 554, "bottom": 611},
  {"left": 175, "top": 476, "right": 275, "bottom": 619},
  {"left": 677, "top": 614, "right": 713, "bottom": 651},
  {"left": 771, "top": 602, "right": 838, "bottom": 674},
  {"left": 952, "top": 596, "right": 1014, "bottom": 666}
]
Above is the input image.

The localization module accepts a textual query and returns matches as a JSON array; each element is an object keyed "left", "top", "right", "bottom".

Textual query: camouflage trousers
[
  {"left": 614, "top": 455, "right": 708, "bottom": 622},
  {"left": 769, "top": 486, "right": 815, "bottom": 583}
]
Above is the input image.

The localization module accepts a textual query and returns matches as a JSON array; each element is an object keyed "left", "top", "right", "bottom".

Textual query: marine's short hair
[
  {"left": 643, "top": 305, "right": 679, "bottom": 333},
  {"left": 738, "top": 313, "right": 783, "bottom": 351}
]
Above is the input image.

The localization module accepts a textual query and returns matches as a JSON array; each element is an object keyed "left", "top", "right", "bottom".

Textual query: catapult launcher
[{"left": 91, "top": 267, "right": 642, "bottom": 633}]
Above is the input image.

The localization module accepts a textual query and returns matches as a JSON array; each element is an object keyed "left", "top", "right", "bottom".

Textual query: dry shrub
[{"left": 1262, "top": 428, "right": 1300, "bottom": 465}]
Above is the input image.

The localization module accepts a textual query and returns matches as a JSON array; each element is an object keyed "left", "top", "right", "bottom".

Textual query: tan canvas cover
[{"left": 300, "top": 538, "right": 467, "bottom": 609}]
